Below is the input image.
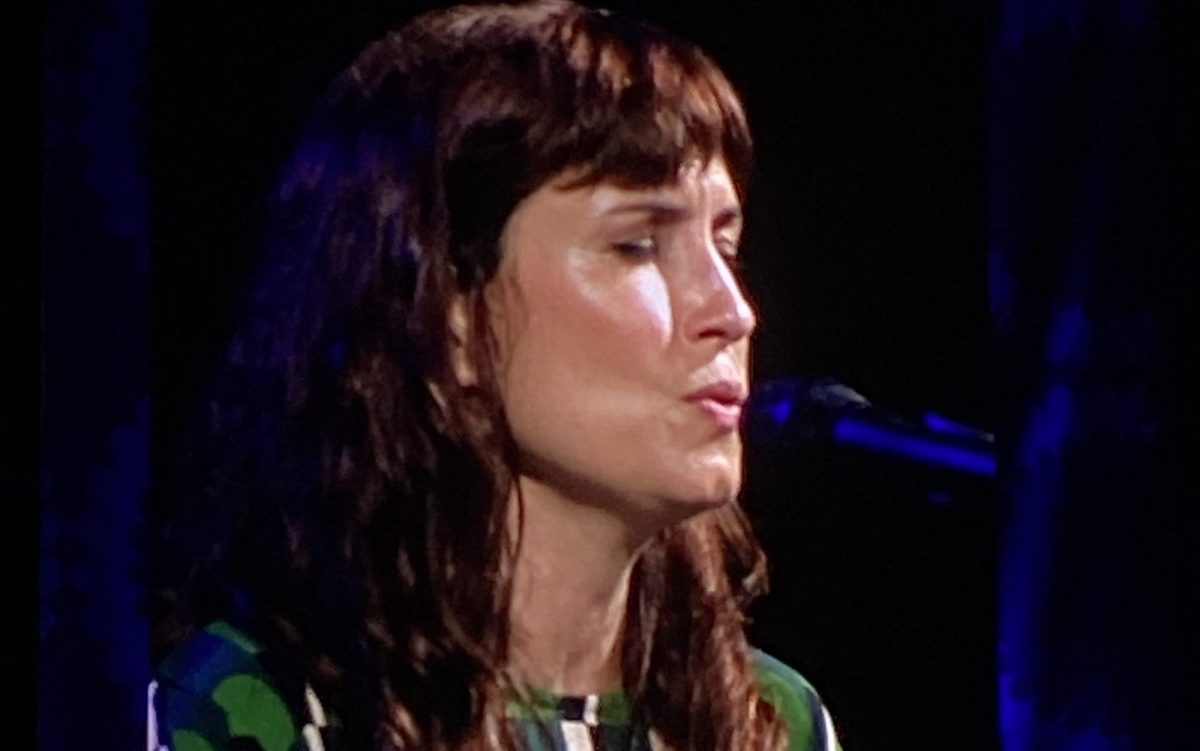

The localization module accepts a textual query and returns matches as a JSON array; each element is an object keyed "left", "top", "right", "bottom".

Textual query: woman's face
[{"left": 483, "top": 158, "right": 756, "bottom": 533}]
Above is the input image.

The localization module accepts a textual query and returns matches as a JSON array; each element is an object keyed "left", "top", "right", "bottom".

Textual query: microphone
[{"left": 747, "top": 376, "right": 996, "bottom": 478}]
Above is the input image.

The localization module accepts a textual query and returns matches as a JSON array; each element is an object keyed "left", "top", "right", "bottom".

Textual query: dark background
[{"left": 150, "top": 2, "right": 993, "bottom": 749}]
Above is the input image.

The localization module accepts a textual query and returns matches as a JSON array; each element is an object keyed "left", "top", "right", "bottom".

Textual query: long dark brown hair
[{"left": 154, "top": 2, "right": 786, "bottom": 748}]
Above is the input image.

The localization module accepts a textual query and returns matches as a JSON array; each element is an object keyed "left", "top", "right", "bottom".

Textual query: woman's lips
[
  {"left": 685, "top": 382, "right": 747, "bottom": 430},
  {"left": 690, "top": 397, "right": 743, "bottom": 429}
]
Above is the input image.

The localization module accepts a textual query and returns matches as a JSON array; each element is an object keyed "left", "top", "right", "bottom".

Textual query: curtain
[
  {"left": 991, "top": 0, "right": 1195, "bottom": 748},
  {"left": 40, "top": 0, "right": 148, "bottom": 747}
]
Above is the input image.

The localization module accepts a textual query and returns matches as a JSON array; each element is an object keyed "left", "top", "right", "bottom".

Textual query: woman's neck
[{"left": 508, "top": 475, "right": 647, "bottom": 696}]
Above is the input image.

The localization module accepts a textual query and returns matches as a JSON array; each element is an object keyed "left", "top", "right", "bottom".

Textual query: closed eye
[
  {"left": 713, "top": 204, "right": 743, "bottom": 270},
  {"left": 612, "top": 238, "right": 658, "bottom": 259},
  {"left": 715, "top": 235, "right": 743, "bottom": 271}
]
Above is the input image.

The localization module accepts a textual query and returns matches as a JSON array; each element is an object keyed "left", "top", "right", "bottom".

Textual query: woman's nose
[{"left": 683, "top": 242, "right": 757, "bottom": 346}]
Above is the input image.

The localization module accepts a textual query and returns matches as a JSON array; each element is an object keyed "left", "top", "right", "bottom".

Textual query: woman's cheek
[
  {"left": 561, "top": 259, "right": 673, "bottom": 356},
  {"left": 619, "top": 266, "right": 673, "bottom": 346}
]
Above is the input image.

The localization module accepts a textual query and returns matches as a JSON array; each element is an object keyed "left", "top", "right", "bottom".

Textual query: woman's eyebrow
[
  {"left": 601, "top": 200, "right": 689, "bottom": 222},
  {"left": 600, "top": 202, "right": 743, "bottom": 227}
]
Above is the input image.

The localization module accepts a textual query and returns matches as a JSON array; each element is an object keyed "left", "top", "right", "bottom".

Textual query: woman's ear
[{"left": 447, "top": 292, "right": 479, "bottom": 388}]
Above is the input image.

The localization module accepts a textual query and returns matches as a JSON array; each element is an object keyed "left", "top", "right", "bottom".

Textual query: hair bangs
[
  {"left": 431, "top": 4, "right": 754, "bottom": 288},
  {"left": 543, "top": 9, "right": 754, "bottom": 197}
]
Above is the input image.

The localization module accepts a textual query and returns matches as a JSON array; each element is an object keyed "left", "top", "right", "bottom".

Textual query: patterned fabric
[{"left": 150, "top": 622, "right": 840, "bottom": 751}]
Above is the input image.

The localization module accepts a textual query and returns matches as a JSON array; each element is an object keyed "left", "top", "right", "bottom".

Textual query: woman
[{"left": 150, "top": 2, "right": 840, "bottom": 749}]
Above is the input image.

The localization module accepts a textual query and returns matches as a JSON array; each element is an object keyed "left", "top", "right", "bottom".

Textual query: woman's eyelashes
[
  {"left": 612, "top": 237, "right": 658, "bottom": 259},
  {"left": 715, "top": 236, "right": 742, "bottom": 270},
  {"left": 609, "top": 234, "right": 744, "bottom": 275}
]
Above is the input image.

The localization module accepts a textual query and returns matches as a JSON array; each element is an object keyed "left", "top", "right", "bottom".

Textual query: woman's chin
[{"left": 655, "top": 475, "right": 741, "bottom": 522}]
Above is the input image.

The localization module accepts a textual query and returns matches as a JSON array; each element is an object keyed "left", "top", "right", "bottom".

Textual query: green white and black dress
[{"left": 149, "top": 621, "right": 840, "bottom": 751}]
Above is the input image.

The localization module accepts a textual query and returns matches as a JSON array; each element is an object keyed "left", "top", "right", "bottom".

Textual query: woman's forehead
[{"left": 550, "top": 158, "right": 739, "bottom": 215}]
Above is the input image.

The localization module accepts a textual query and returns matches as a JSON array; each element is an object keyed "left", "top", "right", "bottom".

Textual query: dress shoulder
[
  {"left": 751, "top": 650, "right": 841, "bottom": 751},
  {"left": 150, "top": 621, "right": 310, "bottom": 751},
  {"left": 150, "top": 625, "right": 838, "bottom": 751}
]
